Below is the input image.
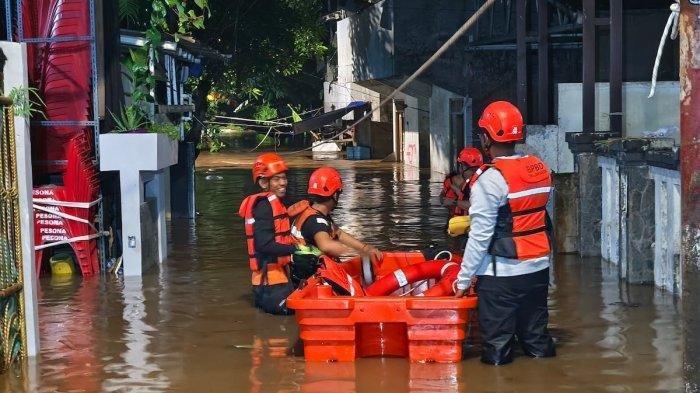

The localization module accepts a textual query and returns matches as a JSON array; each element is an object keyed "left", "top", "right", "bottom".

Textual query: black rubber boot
[
  {"left": 516, "top": 275, "right": 556, "bottom": 358},
  {"left": 477, "top": 276, "right": 517, "bottom": 365},
  {"left": 253, "top": 282, "right": 295, "bottom": 315},
  {"left": 476, "top": 268, "right": 555, "bottom": 365}
]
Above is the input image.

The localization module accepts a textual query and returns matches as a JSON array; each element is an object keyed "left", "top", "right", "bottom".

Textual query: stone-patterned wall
[
  {"left": 141, "top": 199, "right": 158, "bottom": 271},
  {"left": 553, "top": 173, "right": 579, "bottom": 254},
  {"left": 577, "top": 153, "right": 602, "bottom": 257},
  {"left": 620, "top": 165, "right": 655, "bottom": 284}
]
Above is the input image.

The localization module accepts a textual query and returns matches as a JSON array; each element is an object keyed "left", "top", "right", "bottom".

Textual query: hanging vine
[{"left": 120, "top": 0, "right": 209, "bottom": 111}]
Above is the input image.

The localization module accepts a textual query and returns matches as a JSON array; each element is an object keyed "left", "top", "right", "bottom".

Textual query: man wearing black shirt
[
  {"left": 291, "top": 167, "right": 382, "bottom": 262},
  {"left": 239, "top": 153, "right": 310, "bottom": 315}
]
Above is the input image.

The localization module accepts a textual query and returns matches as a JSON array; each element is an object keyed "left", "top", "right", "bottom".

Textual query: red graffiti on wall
[{"left": 405, "top": 143, "right": 418, "bottom": 166}]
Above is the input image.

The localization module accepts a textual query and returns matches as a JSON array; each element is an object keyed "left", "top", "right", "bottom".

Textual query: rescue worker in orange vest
[
  {"left": 454, "top": 101, "right": 556, "bottom": 365},
  {"left": 238, "top": 153, "right": 318, "bottom": 315},
  {"left": 291, "top": 166, "right": 383, "bottom": 264},
  {"left": 439, "top": 170, "right": 463, "bottom": 217},
  {"left": 440, "top": 147, "right": 484, "bottom": 216}
]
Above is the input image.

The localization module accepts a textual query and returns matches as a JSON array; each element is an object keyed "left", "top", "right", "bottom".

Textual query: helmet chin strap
[{"left": 479, "top": 133, "right": 493, "bottom": 160}]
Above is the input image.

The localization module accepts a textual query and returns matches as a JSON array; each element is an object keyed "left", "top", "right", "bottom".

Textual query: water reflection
[
  {"left": 102, "top": 277, "right": 169, "bottom": 392},
  {"left": 37, "top": 276, "right": 102, "bottom": 392},
  {"left": 0, "top": 164, "right": 684, "bottom": 392},
  {"left": 282, "top": 360, "right": 463, "bottom": 392}
]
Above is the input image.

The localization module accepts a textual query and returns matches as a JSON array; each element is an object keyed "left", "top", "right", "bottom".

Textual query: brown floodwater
[{"left": 0, "top": 159, "right": 683, "bottom": 392}]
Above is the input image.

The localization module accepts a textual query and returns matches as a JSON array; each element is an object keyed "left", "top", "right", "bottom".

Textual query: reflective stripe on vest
[
  {"left": 238, "top": 192, "right": 293, "bottom": 283},
  {"left": 291, "top": 206, "right": 339, "bottom": 245},
  {"left": 473, "top": 156, "right": 553, "bottom": 260}
]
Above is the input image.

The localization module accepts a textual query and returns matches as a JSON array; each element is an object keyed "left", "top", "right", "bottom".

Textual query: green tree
[
  {"left": 119, "top": 0, "right": 328, "bottom": 148},
  {"left": 187, "top": 0, "right": 327, "bottom": 147}
]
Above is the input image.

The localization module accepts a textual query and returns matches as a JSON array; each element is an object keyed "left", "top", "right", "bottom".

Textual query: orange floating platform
[{"left": 287, "top": 252, "right": 478, "bottom": 363}]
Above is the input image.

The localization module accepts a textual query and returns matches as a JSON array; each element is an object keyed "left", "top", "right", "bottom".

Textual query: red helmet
[
  {"left": 478, "top": 101, "right": 524, "bottom": 143},
  {"left": 457, "top": 147, "right": 484, "bottom": 168},
  {"left": 252, "top": 152, "right": 288, "bottom": 181},
  {"left": 308, "top": 166, "right": 343, "bottom": 197}
]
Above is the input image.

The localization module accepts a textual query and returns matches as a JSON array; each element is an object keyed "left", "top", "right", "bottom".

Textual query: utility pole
[{"left": 680, "top": 1, "right": 700, "bottom": 391}]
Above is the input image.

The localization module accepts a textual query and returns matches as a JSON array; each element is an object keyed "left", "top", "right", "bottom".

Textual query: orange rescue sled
[{"left": 287, "top": 251, "right": 478, "bottom": 363}]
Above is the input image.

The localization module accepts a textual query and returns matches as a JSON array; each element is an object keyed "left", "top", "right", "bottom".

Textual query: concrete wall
[
  {"left": 619, "top": 165, "right": 655, "bottom": 284},
  {"left": 552, "top": 174, "right": 579, "bottom": 254},
  {"left": 528, "top": 81, "right": 681, "bottom": 175},
  {"left": 599, "top": 156, "right": 656, "bottom": 284},
  {"left": 393, "top": 0, "right": 470, "bottom": 95},
  {"left": 353, "top": 121, "right": 393, "bottom": 159},
  {"left": 649, "top": 167, "right": 682, "bottom": 294},
  {"left": 429, "top": 85, "right": 464, "bottom": 175},
  {"left": 323, "top": 81, "right": 383, "bottom": 122},
  {"left": 524, "top": 125, "right": 573, "bottom": 173},
  {"left": 600, "top": 157, "right": 620, "bottom": 265},
  {"left": 578, "top": 153, "right": 602, "bottom": 257},
  {"left": 557, "top": 82, "right": 680, "bottom": 143},
  {"left": 336, "top": 0, "right": 394, "bottom": 85},
  {"left": 337, "top": 0, "right": 469, "bottom": 95},
  {"left": 1, "top": 41, "right": 41, "bottom": 357},
  {"left": 393, "top": 92, "right": 422, "bottom": 167}
]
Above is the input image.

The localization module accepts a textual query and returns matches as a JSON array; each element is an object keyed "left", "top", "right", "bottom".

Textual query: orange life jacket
[
  {"left": 473, "top": 156, "right": 553, "bottom": 260},
  {"left": 442, "top": 175, "right": 460, "bottom": 217},
  {"left": 453, "top": 178, "right": 472, "bottom": 216},
  {"left": 317, "top": 256, "right": 365, "bottom": 296},
  {"left": 290, "top": 201, "right": 339, "bottom": 245},
  {"left": 238, "top": 192, "right": 293, "bottom": 286}
]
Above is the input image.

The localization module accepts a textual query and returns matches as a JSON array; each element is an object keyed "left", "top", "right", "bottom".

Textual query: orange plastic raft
[{"left": 287, "top": 252, "right": 478, "bottom": 363}]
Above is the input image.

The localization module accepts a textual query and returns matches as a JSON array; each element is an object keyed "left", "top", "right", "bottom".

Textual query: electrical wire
[{"left": 283, "top": 0, "right": 498, "bottom": 155}]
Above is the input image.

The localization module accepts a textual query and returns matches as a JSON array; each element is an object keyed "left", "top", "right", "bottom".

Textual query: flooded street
[{"left": 0, "top": 159, "right": 683, "bottom": 392}]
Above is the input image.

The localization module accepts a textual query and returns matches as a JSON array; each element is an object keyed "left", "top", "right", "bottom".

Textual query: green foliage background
[{"left": 119, "top": 0, "right": 328, "bottom": 150}]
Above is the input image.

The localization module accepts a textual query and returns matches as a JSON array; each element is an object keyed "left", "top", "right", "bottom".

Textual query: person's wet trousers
[{"left": 476, "top": 268, "right": 556, "bottom": 365}]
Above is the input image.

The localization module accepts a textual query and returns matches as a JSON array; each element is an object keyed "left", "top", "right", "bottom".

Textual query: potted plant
[{"left": 100, "top": 105, "right": 179, "bottom": 172}]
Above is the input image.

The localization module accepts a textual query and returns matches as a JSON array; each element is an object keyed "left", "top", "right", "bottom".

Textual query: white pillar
[
  {"left": 120, "top": 170, "right": 145, "bottom": 276},
  {"left": 1, "top": 41, "right": 40, "bottom": 357},
  {"left": 99, "top": 133, "right": 177, "bottom": 277},
  {"left": 145, "top": 169, "right": 168, "bottom": 263}
]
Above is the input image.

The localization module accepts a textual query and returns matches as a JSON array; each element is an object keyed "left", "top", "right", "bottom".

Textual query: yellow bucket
[
  {"left": 50, "top": 253, "right": 76, "bottom": 276},
  {"left": 447, "top": 215, "right": 471, "bottom": 237}
]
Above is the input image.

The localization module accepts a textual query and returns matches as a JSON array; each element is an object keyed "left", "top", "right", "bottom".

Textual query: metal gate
[{"left": 0, "top": 96, "right": 26, "bottom": 371}]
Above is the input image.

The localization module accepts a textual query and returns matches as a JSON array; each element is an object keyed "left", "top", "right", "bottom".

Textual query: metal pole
[
  {"left": 680, "top": 1, "right": 700, "bottom": 391},
  {"left": 582, "top": 0, "right": 596, "bottom": 133},
  {"left": 609, "top": 0, "right": 622, "bottom": 136},
  {"left": 537, "top": 0, "right": 549, "bottom": 124},
  {"left": 88, "top": 0, "right": 107, "bottom": 272},
  {"left": 516, "top": 0, "right": 528, "bottom": 122},
  {"left": 15, "top": 0, "right": 22, "bottom": 40},
  {"left": 4, "top": 0, "right": 12, "bottom": 41}
]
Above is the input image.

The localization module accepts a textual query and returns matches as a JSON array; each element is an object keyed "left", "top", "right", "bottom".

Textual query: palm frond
[{"left": 118, "top": 0, "right": 142, "bottom": 23}]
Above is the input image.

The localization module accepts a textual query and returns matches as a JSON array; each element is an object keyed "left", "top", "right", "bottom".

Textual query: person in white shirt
[{"left": 455, "top": 101, "right": 556, "bottom": 365}]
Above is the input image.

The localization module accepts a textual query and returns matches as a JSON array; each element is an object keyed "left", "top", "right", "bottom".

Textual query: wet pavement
[{"left": 0, "top": 157, "right": 683, "bottom": 392}]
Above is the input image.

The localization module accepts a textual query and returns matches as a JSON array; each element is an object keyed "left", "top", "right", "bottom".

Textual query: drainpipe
[{"left": 680, "top": 1, "right": 700, "bottom": 391}]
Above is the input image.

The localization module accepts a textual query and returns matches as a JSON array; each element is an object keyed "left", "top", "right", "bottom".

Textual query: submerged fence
[{"left": 0, "top": 96, "right": 25, "bottom": 371}]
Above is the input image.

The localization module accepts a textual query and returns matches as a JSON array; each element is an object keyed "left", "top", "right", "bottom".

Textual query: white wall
[
  {"left": 528, "top": 81, "right": 680, "bottom": 175},
  {"left": 336, "top": 0, "right": 394, "bottom": 85},
  {"left": 429, "top": 85, "right": 463, "bottom": 175},
  {"left": 557, "top": 81, "right": 680, "bottom": 143},
  {"left": 1, "top": 41, "right": 40, "bottom": 357},
  {"left": 649, "top": 167, "right": 682, "bottom": 295},
  {"left": 394, "top": 92, "right": 422, "bottom": 168},
  {"left": 599, "top": 157, "right": 620, "bottom": 266},
  {"left": 524, "top": 125, "right": 572, "bottom": 173},
  {"left": 323, "top": 81, "right": 382, "bottom": 121}
]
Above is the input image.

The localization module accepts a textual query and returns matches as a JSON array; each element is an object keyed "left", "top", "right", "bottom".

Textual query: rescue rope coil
[
  {"left": 365, "top": 260, "right": 460, "bottom": 297},
  {"left": 0, "top": 102, "right": 26, "bottom": 368}
]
